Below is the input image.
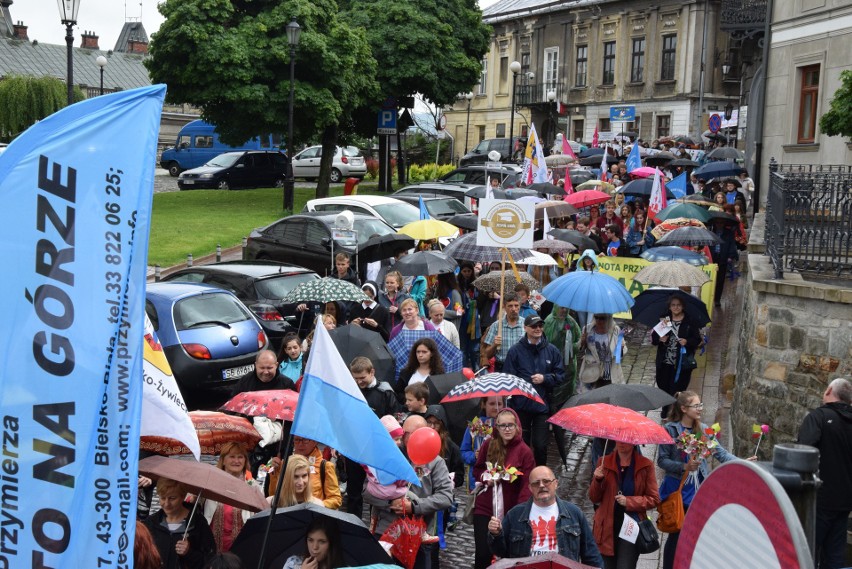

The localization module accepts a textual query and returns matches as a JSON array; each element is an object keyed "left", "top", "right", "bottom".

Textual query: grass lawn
[{"left": 148, "top": 183, "right": 386, "bottom": 267}]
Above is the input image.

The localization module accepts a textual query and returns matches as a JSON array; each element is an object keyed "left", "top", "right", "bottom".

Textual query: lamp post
[
  {"left": 283, "top": 17, "right": 301, "bottom": 212},
  {"left": 463, "top": 92, "right": 474, "bottom": 155},
  {"left": 96, "top": 55, "right": 107, "bottom": 95},
  {"left": 508, "top": 60, "right": 521, "bottom": 163},
  {"left": 547, "top": 89, "right": 557, "bottom": 148},
  {"left": 57, "top": 0, "right": 81, "bottom": 106}
]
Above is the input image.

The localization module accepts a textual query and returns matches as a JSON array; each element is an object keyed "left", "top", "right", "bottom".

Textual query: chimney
[
  {"left": 13, "top": 21, "right": 28, "bottom": 41},
  {"left": 127, "top": 36, "right": 148, "bottom": 55},
  {"left": 80, "top": 30, "right": 99, "bottom": 49}
]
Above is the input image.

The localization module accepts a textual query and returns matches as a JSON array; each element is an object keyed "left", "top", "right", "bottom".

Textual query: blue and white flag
[
  {"left": 292, "top": 324, "right": 419, "bottom": 485},
  {"left": 667, "top": 172, "right": 688, "bottom": 199},
  {"left": 419, "top": 195, "right": 430, "bottom": 220},
  {"left": 0, "top": 85, "right": 165, "bottom": 568},
  {"left": 626, "top": 143, "right": 642, "bottom": 173}
]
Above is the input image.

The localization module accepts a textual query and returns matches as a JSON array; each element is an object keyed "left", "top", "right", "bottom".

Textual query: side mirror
[
  {"left": 236, "top": 163, "right": 245, "bottom": 169},
  {"left": 321, "top": 237, "right": 332, "bottom": 250}
]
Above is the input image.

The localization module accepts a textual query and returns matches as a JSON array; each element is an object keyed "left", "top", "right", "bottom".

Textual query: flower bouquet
[
  {"left": 675, "top": 423, "right": 720, "bottom": 488},
  {"left": 481, "top": 462, "right": 524, "bottom": 519},
  {"left": 468, "top": 417, "right": 493, "bottom": 439},
  {"left": 752, "top": 423, "right": 770, "bottom": 456}
]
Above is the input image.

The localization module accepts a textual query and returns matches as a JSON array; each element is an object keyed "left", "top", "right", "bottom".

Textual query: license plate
[
  {"left": 182, "top": 179, "right": 194, "bottom": 185},
  {"left": 222, "top": 364, "right": 254, "bottom": 380}
]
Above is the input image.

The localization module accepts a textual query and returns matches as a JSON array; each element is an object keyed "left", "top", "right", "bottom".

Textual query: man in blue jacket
[{"left": 504, "top": 315, "right": 564, "bottom": 466}]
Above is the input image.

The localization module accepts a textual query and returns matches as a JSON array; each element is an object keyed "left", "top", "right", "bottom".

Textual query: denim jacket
[{"left": 489, "top": 498, "right": 603, "bottom": 568}]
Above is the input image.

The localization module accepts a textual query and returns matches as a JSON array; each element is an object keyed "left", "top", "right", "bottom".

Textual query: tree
[
  {"left": 819, "top": 69, "right": 852, "bottom": 138},
  {"left": 0, "top": 76, "right": 84, "bottom": 141},
  {"left": 145, "top": 0, "right": 379, "bottom": 202}
]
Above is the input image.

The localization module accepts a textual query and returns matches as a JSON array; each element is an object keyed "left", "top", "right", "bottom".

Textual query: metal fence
[{"left": 765, "top": 159, "right": 852, "bottom": 279}]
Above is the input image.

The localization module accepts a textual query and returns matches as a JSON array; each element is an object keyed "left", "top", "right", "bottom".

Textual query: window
[
  {"left": 572, "top": 119, "right": 584, "bottom": 143},
  {"left": 602, "top": 42, "right": 616, "bottom": 85},
  {"left": 496, "top": 123, "right": 506, "bottom": 138},
  {"left": 656, "top": 115, "right": 671, "bottom": 138},
  {"left": 479, "top": 58, "right": 487, "bottom": 95},
  {"left": 521, "top": 52, "right": 531, "bottom": 76},
  {"left": 575, "top": 45, "right": 588, "bottom": 87},
  {"left": 797, "top": 64, "right": 820, "bottom": 143},
  {"left": 499, "top": 57, "right": 508, "bottom": 92},
  {"left": 195, "top": 135, "right": 213, "bottom": 148},
  {"left": 661, "top": 35, "right": 677, "bottom": 81},
  {"left": 478, "top": 126, "right": 486, "bottom": 142},
  {"left": 544, "top": 47, "right": 559, "bottom": 96},
  {"left": 631, "top": 38, "right": 645, "bottom": 83},
  {"left": 599, "top": 118, "right": 611, "bottom": 133}
]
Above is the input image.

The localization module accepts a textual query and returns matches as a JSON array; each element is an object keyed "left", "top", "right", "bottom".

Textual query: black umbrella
[
  {"left": 530, "top": 182, "right": 563, "bottom": 196},
  {"left": 465, "top": 186, "right": 510, "bottom": 200},
  {"left": 563, "top": 383, "right": 676, "bottom": 412},
  {"left": 568, "top": 170, "right": 595, "bottom": 185},
  {"left": 693, "top": 161, "right": 746, "bottom": 180},
  {"left": 548, "top": 229, "right": 599, "bottom": 253},
  {"left": 328, "top": 325, "right": 395, "bottom": 381},
  {"left": 579, "top": 154, "right": 618, "bottom": 167},
  {"left": 617, "top": 178, "right": 676, "bottom": 199},
  {"left": 630, "top": 288, "right": 711, "bottom": 328},
  {"left": 707, "top": 147, "right": 743, "bottom": 161},
  {"left": 656, "top": 226, "right": 721, "bottom": 247},
  {"left": 358, "top": 234, "right": 415, "bottom": 263},
  {"left": 675, "top": 136, "right": 698, "bottom": 146},
  {"left": 505, "top": 188, "right": 540, "bottom": 199},
  {"left": 706, "top": 210, "right": 740, "bottom": 226},
  {"left": 645, "top": 151, "right": 676, "bottom": 166},
  {"left": 578, "top": 147, "right": 605, "bottom": 158},
  {"left": 393, "top": 250, "right": 458, "bottom": 276},
  {"left": 231, "top": 503, "right": 392, "bottom": 569},
  {"left": 425, "top": 372, "right": 481, "bottom": 444},
  {"left": 447, "top": 213, "right": 479, "bottom": 231},
  {"left": 670, "top": 158, "right": 700, "bottom": 168}
]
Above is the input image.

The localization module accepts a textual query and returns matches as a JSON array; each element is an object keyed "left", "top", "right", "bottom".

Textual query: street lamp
[
  {"left": 57, "top": 0, "right": 81, "bottom": 106},
  {"left": 96, "top": 55, "right": 107, "bottom": 95},
  {"left": 508, "top": 60, "right": 521, "bottom": 163},
  {"left": 547, "top": 89, "right": 557, "bottom": 148},
  {"left": 463, "top": 92, "right": 474, "bottom": 155},
  {"left": 283, "top": 17, "right": 301, "bottom": 212}
]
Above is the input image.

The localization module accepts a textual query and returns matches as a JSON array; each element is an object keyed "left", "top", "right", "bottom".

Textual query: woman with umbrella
[
  {"left": 396, "top": 337, "right": 445, "bottom": 403},
  {"left": 144, "top": 478, "right": 216, "bottom": 569},
  {"left": 281, "top": 517, "right": 346, "bottom": 569},
  {"left": 651, "top": 293, "right": 702, "bottom": 417}
]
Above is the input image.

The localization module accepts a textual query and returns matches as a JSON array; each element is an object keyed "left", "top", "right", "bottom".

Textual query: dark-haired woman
[
  {"left": 650, "top": 294, "right": 702, "bottom": 418},
  {"left": 395, "top": 337, "right": 445, "bottom": 403}
]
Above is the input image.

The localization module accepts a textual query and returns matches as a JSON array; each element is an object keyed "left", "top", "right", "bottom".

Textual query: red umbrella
[
  {"left": 548, "top": 403, "right": 674, "bottom": 445},
  {"left": 564, "top": 190, "right": 611, "bottom": 209},
  {"left": 220, "top": 389, "right": 299, "bottom": 422},
  {"left": 140, "top": 411, "right": 261, "bottom": 456}
]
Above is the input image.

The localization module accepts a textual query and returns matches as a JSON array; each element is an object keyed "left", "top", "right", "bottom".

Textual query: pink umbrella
[{"left": 629, "top": 167, "right": 659, "bottom": 179}]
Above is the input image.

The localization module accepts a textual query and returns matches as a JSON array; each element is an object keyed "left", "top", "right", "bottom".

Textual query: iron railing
[
  {"left": 765, "top": 159, "right": 852, "bottom": 279},
  {"left": 515, "top": 83, "right": 565, "bottom": 108},
  {"left": 720, "top": 0, "right": 767, "bottom": 38}
]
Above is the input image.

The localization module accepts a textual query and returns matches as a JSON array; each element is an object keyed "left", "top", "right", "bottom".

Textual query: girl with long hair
[
  {"left": 395, "top": 337, "right": 445, "bottom": 401},
  {"left": 460, "top": 396, "right": 506, "bottom": 489},
  {"left": 281, "top": 517, "right": 346, "bottom": 569},
  {"left": 271, "top": 455, "right": 323, "bottom": 508}
]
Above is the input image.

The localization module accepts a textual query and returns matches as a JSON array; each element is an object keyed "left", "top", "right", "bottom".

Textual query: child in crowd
[
  {"left": 277, "top": 333, "right": 303, "bottom": 383},
  {"left": 404, "top": 383, "right": 430, "bottom": 419}
]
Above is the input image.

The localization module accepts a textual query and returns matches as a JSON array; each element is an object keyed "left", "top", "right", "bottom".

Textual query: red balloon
[
  {"left": 462, "top": 367, "right": 475, "bottom": 380},
  {"left": 407, "top": 427, "right": 442, "bottom": 465}
]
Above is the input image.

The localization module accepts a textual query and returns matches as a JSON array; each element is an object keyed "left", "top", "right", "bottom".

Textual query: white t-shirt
[
  {"left": 528, "top": 502, "right": 560, "bottom": 555},
  {"left": 409, "top": 370, "right": 430, "bottom": 385}
]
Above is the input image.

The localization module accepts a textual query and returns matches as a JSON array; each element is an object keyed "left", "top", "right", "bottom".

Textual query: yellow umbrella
[
  {"left": 576, "top": 179, "right": 615, "bottom": 192},
  {"left": 399, "top": 219, "right": 458, "bottom": 240}
]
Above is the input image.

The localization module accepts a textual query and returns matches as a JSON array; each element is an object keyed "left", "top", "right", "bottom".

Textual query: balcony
[
  {"left": 514, "top": 82, "right": 565, "bottom": 108},
  {"left": 720, "top": 0, "right": 768, "bottom": 39}
]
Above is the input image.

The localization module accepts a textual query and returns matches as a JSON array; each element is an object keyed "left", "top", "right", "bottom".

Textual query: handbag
[
  {"left": 657, "top": 471, "right": 688, "bottom": 533},
  {"left": 681, "top": 352, "right": 698, "bottom": 370},
  {"left": 462, "top": 484, "right": 485, "bottom": 525},
  {"left": 635, "top": 516, "right": 661, "bottom": 553}
]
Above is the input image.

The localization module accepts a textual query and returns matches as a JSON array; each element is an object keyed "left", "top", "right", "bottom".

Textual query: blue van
[{"left": 160, "top": 120, "right": 282, "bottom": 176}]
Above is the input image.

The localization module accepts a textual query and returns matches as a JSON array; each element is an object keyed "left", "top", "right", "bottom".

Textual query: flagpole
[
  {"left": 257, "top": 432, "right": 294, "bottom": 569},
  {"left": 497, "top": 247, "right": 507, "bottom": 342}
]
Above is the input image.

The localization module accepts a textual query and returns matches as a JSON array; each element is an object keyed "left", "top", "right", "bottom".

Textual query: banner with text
[{"left": 0, "top": 85, "right": 166, "bottom": 568}]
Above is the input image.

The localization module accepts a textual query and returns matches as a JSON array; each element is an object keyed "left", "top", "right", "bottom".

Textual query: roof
[
  {"left": 307, "top": 195, "right": 411, "bottom": 207},
  {"left": 482, "top": 0, "right": 612, "bottom": 23},
  {"left": 0, "top": 37, "right": 150, "bottom": 91},
  {"left": 113, "top": 21, "right": 148, "bottom": 53},
  {"left": 146, "top": 281, "right": 231, "bottom": 300},
  {"left": 173, "top": 261, "right": 316, "bottom": 278}
]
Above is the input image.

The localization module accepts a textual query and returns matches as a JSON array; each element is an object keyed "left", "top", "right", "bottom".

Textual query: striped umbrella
[
  {"left": 440, "top": 372, "right": 544, "bottom": 405},
  {"left": 548, "top": 403, "right": 674, "bottom": 445},
  {"left": 443, "top": 232, "right": 532, "bottom": 263}
]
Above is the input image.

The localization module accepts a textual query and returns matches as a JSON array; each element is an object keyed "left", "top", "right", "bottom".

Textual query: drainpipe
[
  {"left": 752, "top": 0, "right": 773, "bottom": 215},
  {"left": 695, "top": 0, "right": 710, "bottom": 138}
]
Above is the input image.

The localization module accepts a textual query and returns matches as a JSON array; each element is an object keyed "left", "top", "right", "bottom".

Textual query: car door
[
  {"left": 292, "top": 147, "right": 321, "bottom": 179},
  {"left": 228, "top": 153, "right": 253, "bottom": 189},
  {"left": 303, "top": 219, "right": 335, "bottom": 276},
  {"left": 260, "top": 218, "right": 306, "bottom": 264}
]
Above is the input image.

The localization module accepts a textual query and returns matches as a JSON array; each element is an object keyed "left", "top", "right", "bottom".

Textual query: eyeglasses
[
  {"left": 529, "top": 478, "right": 555, "bottom": 487},
  {"left": 495, "top": 423, "right": 517, "bottom": 430},
  {"left": 684, "top": 403, "right": 704, "bottom": 409},
  {"left": 594, "top": 315, "right": 607, "bottom": 320}
]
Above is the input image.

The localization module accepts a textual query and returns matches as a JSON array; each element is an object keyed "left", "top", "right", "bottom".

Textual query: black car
[
  {"left": 458, "top": 137, "right": 524, "bottom": 166},
  {"left": 392, "top": 195, "right": 470, "bottom": 220},
  {"left": 177, "top": 150, "right": 288, "bottom": 190},
  {"left": 440, "top": 165, "right": 522, "bottom": 188},
  {"left": 161, "top": 261, "right": 320, "bottom": 349},
  {"left": 243, "top": 212, "right": 396, "bottom": 277},
  {"left": 392, "top": 182, "right": 478, "bottom": 210}
]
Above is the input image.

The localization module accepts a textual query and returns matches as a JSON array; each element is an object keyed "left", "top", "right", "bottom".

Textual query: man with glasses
[
  {"left": 503, "top": 314, "right": 564, "bottom": 466},
  {"left": 489, "top": 466, "right": 602, "bottom": 566}
]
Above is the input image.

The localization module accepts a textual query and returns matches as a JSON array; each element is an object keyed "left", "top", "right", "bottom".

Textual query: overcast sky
[{"left": 11, "top": 0, "right": 499, "bottom": 51}]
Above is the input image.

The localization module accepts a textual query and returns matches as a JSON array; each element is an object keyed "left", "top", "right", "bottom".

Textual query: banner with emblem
[{"left": 476, "top": 198, "right": 535, "bottom": 249}]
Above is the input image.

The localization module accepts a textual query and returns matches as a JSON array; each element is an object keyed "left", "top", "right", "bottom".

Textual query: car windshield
[
  {"left": 373, "top": 203, "right": 420, "bottom": 228},
  {"left": 204, "top": 153, "right": 242, "bottom": 168},
  {"left": 427, "top": 199, "right": 469, "bottom": 217},
  {"left": 350, "top": 219, "right": 395, "bottom": 245},
  {"left": 173, "top": 293, "right": 250, "bottom": 330},
  {"left": 255, "top": 273, "right": 318, "bottom": 300}
]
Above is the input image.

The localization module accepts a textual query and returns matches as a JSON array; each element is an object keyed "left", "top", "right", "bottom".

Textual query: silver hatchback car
[{"left": 291, "top": 145, "right": 367, "bottom": 183}]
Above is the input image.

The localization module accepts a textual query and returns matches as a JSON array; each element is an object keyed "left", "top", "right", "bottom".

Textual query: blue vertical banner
[{"left": 0, "top": 85, "right": 165, "bottom": 568}]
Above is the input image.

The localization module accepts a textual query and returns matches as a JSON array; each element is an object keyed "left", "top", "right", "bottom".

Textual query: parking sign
[{"left": 377, "top": 108, "right": 397, "bottom": 135}]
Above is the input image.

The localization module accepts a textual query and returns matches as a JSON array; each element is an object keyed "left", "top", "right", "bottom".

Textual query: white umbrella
[{"left": 517, "top": 250, "right": 558, "bottom": 267}]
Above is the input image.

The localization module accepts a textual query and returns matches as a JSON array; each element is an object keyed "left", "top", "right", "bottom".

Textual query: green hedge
[{"left": 407, "top": 163, "right": 456, "bottom": 182}]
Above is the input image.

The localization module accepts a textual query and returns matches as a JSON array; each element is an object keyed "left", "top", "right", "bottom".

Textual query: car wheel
[
  {"left": 329, "top": 168, "right": 342, "bottom": 183},
  {"left": 217, "top": 179, "right": 230, "bottom": 190},
  {"left": 167, "top": 163, "right": 182, "bottom": 177},
  {"left": 273, "top": 178, "right": 285, "bottom": 188}
]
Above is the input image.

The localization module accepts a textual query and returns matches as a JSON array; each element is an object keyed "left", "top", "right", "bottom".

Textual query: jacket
[
  {"left": 377, "top": 290, "right": 411, "bottom": 330},
  {"left": 797, "top": 401, "right": 852, "bottom": 511},
  {"left": 361, "top": 380, "right": 399, "bottom": 418},
  {"left": 489, "top": 497, "right": 603, "bottom": 567},
  {"left": 650, "top": 313, "right": 702, "bottom": 368},
  {"left": 504, "top": 336, "right": 565, "bottom": 414},
  {"left": 144, "top": 508, "right": 216, "bottom": 569},
  {"left": 588, "top": 450, "right": 660, "bottom": 556},
  {"left": 278, "top": 354, "right": 303, "bottom": 383},
  {"left": 578, "top": 322, "right": 626, "bottom": 385},
  {"left": 332, "top": 266, "right": 361, "bottom": 287},
  {"left": 348, "top": 301, "right": 391, "bottom": 342}
]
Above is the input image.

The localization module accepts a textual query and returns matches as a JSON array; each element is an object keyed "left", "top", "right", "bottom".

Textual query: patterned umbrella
[
  {"left": 443, "top": 232, "right": 532, "bottom": 263},
  {"left": 388, "top": 329, "right": 463, "bottom": 381},
  {"left": 679, "top": 194, "right": 715, "bottom": 207},
  {"left": 650, "top": 218, "right": 707, "bottom": 240},
  {"left": 532, "top": 239, "right": 576, "bottom": 254},
  {"left": 281, "top": 277, "right": 368, "bottom": 304},
  {"left": 542, "top": 271, "right": 634, "bottom": 314},
  {"left": 563, "top": 190, "right": 611, "bottom": 209},
  {"left": 440, "top": 372, "right": 545, "bottom": 405},
  {"left": 641, "top": 246, "right": 709, "bottom": 266},
  {"left": 140, "top": 411, "right": 260, "bottom": 456},
  {"left": 548, "top": 403, "right": 674, "bottom": 445},
  {"left": 545, "top": 154, "right": 575, "bottom": 166},
  {"left": 399, "top": 219, "right": 458, "bottom": 240},
  {"left": 657, "top": 226, "right": 722, "bottom": 247},
  {"left": 534, "top": 200, "right": 578, "bottom": 220},
  {"left": 394, "top": 250, "right": 457, "bottom": 276},
  {"left": 220, "top": 389, "right": 299, "bottom": 422},
  {"left": 633, "top": 260, "right": 710, "bottom": 287},
  {"left": 472, "top": 270, "right": 540, "bottom": 295}
]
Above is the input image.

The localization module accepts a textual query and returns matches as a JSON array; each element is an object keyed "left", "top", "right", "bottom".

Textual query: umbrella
[
  {"left": 547, "top": 229, "right": 599, "bottom": 253},
  {"left": 563, "top": 190, "right": 612, "bottom": 210},
  {"left": 531, "top": 182, "right": 565, "bottom": 196},
  {"left": 532, "top": 239, "right": 576, "bottom": 254},
  {"left": 282, "top": 277, "right": 368, "bottom": 305},
  {"left": 693, "top": 161, "right": 745, "bottom": 180},
  {"left": 568, "top": 170, "right": 595, "bottom": 185},
  {"left": 465, "top": 186, "right": 510, "bottom": 200},
  {"left": 645, "top": 151, "right": 677, "bottom": 166},
  {"left": 329, "top": 325, "right": 396, "bottom": 382},
  {"left": 220, "top": 390, "right": 299, "bottom": 422},
  {"left": 542, "top": 271, "right": 634, "bottom": 314},
  {"left": 473, "top": 270, "right": 540, "bottom": 297},
  {"left": 358, "top": 234, "right": 415, "bottom": 263},
  {"left": 634, "top": 261, "right": 710, "bottom": 287},
  {"left": 628, "top": 166, "right": 660, "bottom": 179},
  {"left": 578, "top": 147, "right": 605, "bottom": 158},
  {"left": 563, "top": 384, "right": 676, "bottom": 412},
  {"left": 618, "top": 178, "right": 676, "bottom": 199},
  {"left": 707, "top": 147, "right": 743, "bottom": 161},
  {"left": 657, "top": 226, "right": 721, "bottom": 247},
  {"left": 489, "top": 552, "right": 600, "bottom": 569},
  {"left": 680, "top": 194, "right": 715, "bottom": 207},
  {"left": 641, "top": 246, "right": 709, "bottom": 266},
  {"left": 545, "top": 154, "right": 575, "bottom": 166},
  {"left": 579, "top": 154, "right": 617, "bottom": 167},
  {"left": 231, "top": 503, "right": 392, "bottom": 569},
  {"left": 138, "top": 455, "right": 269, "bottom": 513},
  {"left": 140, "top": 411, "right": 261, "bottom": 456},
  {"left": 576, "top": 180, "right": 614, "bottom": 192},
  {"left": 516, "top": 195, "right": 546, "bottom": 205},
  {"left": 505, "top": 188, "right": 541, "bottom": 199},
  {"left": 670, "top": 158, "right": 700, "bottom": 168},
  {"left": 388, "top": 329, "right": 463, "bottom": 379},
  {"left": 535, "top": 200, "right": 578, "bottom": 220},
  {"left": 548, "top": 403, "right": 675, "bottom": 445},
  {"left": 650, "top": 218, "right": 707, "bottom": 240},
  {"left": 518, "top": 250, "right": 559, "bottom": 266},
  {"left": 446, "top": 213, "right": 479, "bottom": 231},
  {"left": 398, "top": 219, "right": 458, "bottom": 240},
  {"left": 631, "top": 287, "right": 711, "bottom": 328},
  {"left": 441, "top": 372, "right": 545, "bottom": 405},
  {"left": 674, "top": 136, "right": 698, "bottom": 146},
  {"left": 443, "top": 232, "right": 532, "bottom": 263},
  {"left": 425, "top": 372, "right": 480, "bottom": 443},
  {"left": 655, "top": 203, "right": 713, "bottom": 223},
  {"left": 394, "top": 250, "right": 457, "bottom": 276},
  {"left": 706, "top": 210, "right": 740, "bottom": 226}
]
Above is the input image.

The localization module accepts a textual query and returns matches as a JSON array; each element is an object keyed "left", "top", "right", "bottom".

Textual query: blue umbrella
[
  {"left": 693, "top": 161, "right": 746, "bottom": 180},
  {"left": 641, "top": 246, "right": 709, "bottom": 266},
  {"left": 388, "top": 329, "right": 463, "bottom": 381},
  {"left": 542, "top": 271, "right": 634, "bottom": 314}
]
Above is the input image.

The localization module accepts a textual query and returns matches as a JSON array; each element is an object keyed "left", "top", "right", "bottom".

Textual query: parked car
[
  {"left": 304, "top": 195, "right": 421, "bottom": 229},
  {"left": 458, "top": 137, "right": 524, "bottom": 166},
  {"left": 392, "top": 182, "right": 479, "bottom": 210},
  {"left": 440, "top": 164, "right": 523, "bottom": 187},
  {"left": 291, "top": 145, "right": 367, "bottom": 183},
  {"left": 392, "top": 195, "right": 470, "bottom": 220},
  {"left": 177, "top": 150, "right": 288, "bottom": 190},
  {"left": 243, "top": 212, "right": 396, "bottom": 276},
  {"left": 160, "top": 261, "right": 320, "bottom": 349},
  {"left": 145, "top": 282, "right": 268, "bottom": 391}
]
